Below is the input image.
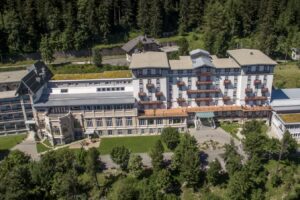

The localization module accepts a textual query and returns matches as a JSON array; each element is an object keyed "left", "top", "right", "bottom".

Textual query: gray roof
[
  {"left": 0, "top": 70, "right": 28, "bottom": 83},
  {"left": 227, "top": 49, "right": 277, "bottom": 66},
  {"left": 122, "top": 35, "right": 159, "bottom": 53},
  {"left": 34, "top": 92, "right": 135, "bottom": 107},
  {"left": 192, "top": 56, "right": 214, "bottom": 68},
  {"left": 211, "top": 55, "right": 240, "bottom": 68},
  {"left": 129, "top": 52, "right": 169, "bottom": 69},
  {"left": 189, "top": 49, "right": 210, "bottom": 58},
  {"left": 271, "top": 88, "right": 300, "bottom": 112}
]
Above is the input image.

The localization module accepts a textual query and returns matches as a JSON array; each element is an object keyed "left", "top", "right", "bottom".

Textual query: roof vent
[{"left": 250, "top": 51, "right": 254, "bottom": 55}]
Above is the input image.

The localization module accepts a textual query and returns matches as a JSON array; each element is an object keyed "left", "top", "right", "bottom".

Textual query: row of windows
[
  {"left": 52, "top": 80, "right": 132, "bottom": 87},
  {"left": 85, "top": 117, "right": 133, "bottom": 127},
  {"left": 48, "top": 104, "right": 134, "bottom": 113},
  {"left": 96, "top": 87, "right": 125, "bottom": 92},
  {"left": 138, "top": 118, "right": 184, "bottom": 125}
]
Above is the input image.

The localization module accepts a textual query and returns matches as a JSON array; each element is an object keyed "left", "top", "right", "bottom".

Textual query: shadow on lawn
[{"left": 0, "top": 149, "right": 10, "bottom": 161}]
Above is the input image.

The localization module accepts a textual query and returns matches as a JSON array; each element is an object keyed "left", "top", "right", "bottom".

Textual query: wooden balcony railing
[
  {"left": 177, "top": 97, "right": 186, "bottom": 103},
  {"left": 261, "top": 87, "right": 268, "bottom": 93},
  {"left": 223, "top": 96, "right": 231, "bottom": 101},
  {"left": 146, "top": 83, "right": 154, "bottom": 89},
  {"left": 139, "top": 101, "right": 163, "bottom": 105},
  {"left": 177, "top": 81, "right": 185, "bottom": 87},
  {"left": 224, "top": 79, "right": 231, "bottom": 84},
  {"left": 195, "top": 97, "right": 213, "bottom": 102},
  {"left": 245, "top": 96, "right": 267, "bottom": 101},
  {"left": 155, "top": 91, "right": 163, "bottom": 97},
  {"left": 254, "top": 80, "right": 262, "bottom": 85},
  {"left": 198, "top": 72, "right": 213, "bottom": 76},
  {"left": 245, "top": 88, "right": 253, "bottom": 93},
  {"left": 196, "top": 80, "right": 213, "bottom": 85},
  {"left": 187, "top": 89, "right": 221, "bottom": 94},
  {"left": 138, "top": 92, "right": 147, "bottom": 97}
]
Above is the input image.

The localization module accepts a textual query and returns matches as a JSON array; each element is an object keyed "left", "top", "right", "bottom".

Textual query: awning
[{"left": 196, "top": 112, "right": 215, "bottom": 118}]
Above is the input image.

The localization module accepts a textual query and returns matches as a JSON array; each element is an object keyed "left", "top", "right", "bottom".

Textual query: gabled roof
[
  {"left": 227, "top": 49, "right": 277, "bottom": 66},
  {"left": 211, "top": 55, "right": 240, "bottom": 68},
  {"left": 129, "top": 52, "right": 169, "bottom": 69},
  {"left": 122, "top": 35, "right": 159, "bottom": 53},
  {"left": 16, "top": 61, "right": 53, "bottom": 95},
  {"left": 169, "top": 56, "right": 193, "bottom": 70},
  {"left": 271, "top": 88, "right": 300, "bottom": 112}
]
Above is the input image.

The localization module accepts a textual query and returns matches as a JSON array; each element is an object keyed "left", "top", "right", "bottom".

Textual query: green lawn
[
  {"left": 220, "top": 122, "right": 241, "bottom": 139},
  {"left": 0, "top": 134, "right": 27, "bottom": 150},
  {"left": 99, "top": 135, "right": 169, "bottom": 155},
  {"left": 36, "top": 142, "right": 52, "bottom": 153},
  {"left": 274, "top": 62, "right": 300, "bottom": 88}
]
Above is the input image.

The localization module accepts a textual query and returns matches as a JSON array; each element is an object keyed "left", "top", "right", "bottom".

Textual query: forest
[
  {"left": 0, "top": 121, "right": 299, "bottom": 200},
  {"left": 0, "top": 0, "right": 300, "bottom": 58}
]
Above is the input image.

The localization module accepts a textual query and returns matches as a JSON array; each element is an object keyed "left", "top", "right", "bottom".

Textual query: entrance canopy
[{"left": 196, "top": 112, "right": 215, "bottom": 118}]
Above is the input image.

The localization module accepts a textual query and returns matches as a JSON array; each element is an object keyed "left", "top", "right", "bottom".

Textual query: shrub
[
  {"left": 110, "top": 146, "right": 130, "bottom": 170},
  {"left": 161, "top": 127, "right": 180, "bottom": 150},
  {"left": 92, "top": 47, "right": 102, "bottom": 67}
]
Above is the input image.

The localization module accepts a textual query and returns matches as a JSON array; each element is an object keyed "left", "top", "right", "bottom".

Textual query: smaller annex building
[{"left": 271, "top": 88, "right": 300, "bottom": 141}]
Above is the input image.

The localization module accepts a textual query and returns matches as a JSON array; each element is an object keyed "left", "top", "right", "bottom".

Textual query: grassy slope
[
  {"left": 274, "top": 62, "right": 300, "bottom": 88},
  {"left": 0, "top": 134, "right": 27, "bottom": 150},
  {"left": 36, "top": 142, "right": 52, "bottom": 153},
  {"left": 99, "top": 135, "right": 169, "bottom": 155}
]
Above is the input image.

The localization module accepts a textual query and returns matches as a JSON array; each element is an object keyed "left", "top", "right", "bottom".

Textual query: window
[
  {"left": 126, "top": 117, "right": 132, "bottom": 126},
  {"left": 108, "top": 130, "right": 112, "bottom": 135},
  {"left": 156, "top": 69, "right": 160, "bottom": 75},
  {"left": 61, "top": 89, "right": 68, "bottom": 93},
  {"left": 139, "top": 119, "right": 146, "bottom": 126},
  {"left": 96, "top": 118, "right": 103, "bottom": 127},
  {"left": 150, "top": 128, "right": 153, "bottom": 134},
  {"left": 156, "top": 119, "right": 162, "bottom": 125},
  {"left": 86, "top": 119, "right": 93, "bottom": 127},
  {"left": 106, "top": 118, "right": 112, "bottom": 127},
  {"left": 116, "top": 118, "right": 123, "bottom": 126},
  {"left": 158, "top": 128, "right": 161, "bottom": 133},
  {"left": 117, "top": 130, "right": 123, "bottom": 135},
  {"left": 147, "top": 69, "right": 151, "bottom": 75},
  {"left": 141, "top": 129, "right": 145, "bottom": 134},
  {"left": 139, "top": 79, "right": 143, "bottom": 85},
  {"left": 148, "top": 119, "right": 155, "bottom": 125},
  {"left": 156, "top": 78, "right": 160, "bottom": 85},
  {"left": 128, "top": 129, "right": 132, "bottom": 134},
  {"left": 256, "top": 66, "right": 259, "bottom": 72}
]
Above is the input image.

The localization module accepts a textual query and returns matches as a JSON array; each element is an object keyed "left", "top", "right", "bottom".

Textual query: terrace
[
  {"left": 279, "top": 113, "right": 300, "bottom": 123},
  {"left": 52, "top": 70, "right": 132, "bottom": 80}
]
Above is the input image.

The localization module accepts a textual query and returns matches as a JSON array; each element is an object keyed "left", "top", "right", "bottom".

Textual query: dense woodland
[
  {"left": 0, "top": 122, "right": 299, "bottom": 200},
  {"left": 0, "top": 0, "right": 300, "bottom": 58}
]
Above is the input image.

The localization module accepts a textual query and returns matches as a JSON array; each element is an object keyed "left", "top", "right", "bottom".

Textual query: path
[
  {"left": 190, "top": 127, "right": 246, "bottom": 169},
  {"left": 100, "top": 153, "right": 173, "bottom": 170},
  {"left": 12, "top": 131, "right": 40, "bottom": 161}
]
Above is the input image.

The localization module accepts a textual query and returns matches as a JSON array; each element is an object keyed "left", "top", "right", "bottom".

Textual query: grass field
[
  {"left": 52, "top": 70, "right": 132, "bottom": 80},
  {"left": 274, "top": 62, "right": 300, "bottom": 88},
  {"left": 99, "top": 135, "right": 169, "bottom": 155},
  {"left": 0, "top": 134, "right": 27, "bottom": 150},
  {"left": 220, "top": 122, "right": 241, "bottom": 139},
  {"left": 36, "top": 142, "right": 52, "bottom": 153}
]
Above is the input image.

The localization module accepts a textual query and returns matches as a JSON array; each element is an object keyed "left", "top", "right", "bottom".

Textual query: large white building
[{"left": 0, "top": 48, "right": 279, "bottom": 145}]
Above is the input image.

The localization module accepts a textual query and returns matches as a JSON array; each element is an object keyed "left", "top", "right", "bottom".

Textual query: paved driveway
[
  {"left": 12, "top": 131, "right": 40, "bottom": 161},
  {"left": 189, "top": 127, "right": 244, "bottom": 169}
]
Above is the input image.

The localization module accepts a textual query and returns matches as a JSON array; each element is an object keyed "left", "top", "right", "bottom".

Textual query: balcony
[
  {"left": 245, "top": 88, "right": 253, "bottom": 93},
  {"left": 138, "top": 92, "right": 147, "bottom": 97},
  {"left": 187, "top": 89, "right": 221, "bottom": 94},
  {"left": 224, "top": 79, "right": 231, "bottom": 84},
  {"left": 223, "top": 96, "right": 231, "bottom": 101},
  {"left": 139, "top": 101, "right": 163, "bottom": 105},
  {"left": 195, "top": 97, "right": 213, "bottom": 102},
  {"left": 261, "top": 87, "right": 268, "bottom": 93},
  {"left": 177, "top": 81, "right": 185, "bottom": 87},
  {"left": 196, "top": 80, "right": 213, "bottom": 85},
  {"left": 254, "top": 80, "right": 262, "bottom": 85},
  {"left": 198, "top": 72, "right": 213, "bottom": 76},
  {"left": 146, "top": 83, "right": 154, "bottom": 89},
  {"left": 155, "top": 91, "right": 163, "bottom": 97},
  {"left": 177, "top": 97, "right": 186, "bottom": 103},
  {"left": 245, "top": 96, "right": 268, "bottom": 101}
]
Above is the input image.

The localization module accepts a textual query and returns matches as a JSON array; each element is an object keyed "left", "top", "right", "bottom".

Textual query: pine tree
[
  {"left": 178, "top": 0, "right": 189, "bottom": 35},
  {"left": 149, "top": 140, "right": 164, "bottom": 171},
  {"left": 137, "top": 0, "right": 150, "bottom": 34},
  {"left": 188, "top": 0, "right": 203, "bottom": 29},
  {"left": 149, "top": 0, "right": 163, "bottom": 37}
]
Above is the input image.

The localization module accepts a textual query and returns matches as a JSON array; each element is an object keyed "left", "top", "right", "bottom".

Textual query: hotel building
[{"left": 0, "top": 49, "right": 278, "bottom": 145}]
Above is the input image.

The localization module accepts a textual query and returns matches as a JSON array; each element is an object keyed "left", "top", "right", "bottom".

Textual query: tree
[
  {"left": 188, "top": 0, "right": 203, "bottom": 29},
  {"left": 178, "top": 38, "right": 189, "bottom": 56},
  {"left": 180, "top": 148, "right": 200, "bottom": 186},
  {"left": 149, "top": 0, "right": 163, "bottom": 37},
  {"left": 161, "top": 127, "right": 180, "bottom": 150},
  {"left": 206, "top": 159, "right": 223, "bottom": 186},
  {"left": 178, "top": 0, "right": 189, "bottom": 35},
  {"left": 154, "top": 169, "right": 173, "bottom": 193},
  {"left": 223, "top": 140, "right": 242, "bottom": 176},
  {"left": 108, "top": 177, "right": 139, "bottom": 200},
  {"left": 40, "top": 35, "right": 55, "bottom": 63},
  {"left": 110, "top": 146, "right": 130, "bottom": 170},
  {"left": 92, "top": 47, "right": 102, "bottom": 67},
  {"left": 128, "top": 154, "right": 143, "bottom": 178},
  {"left": 226, "top": 170, "right": 253, "bottom": 200},
  {"left": 137, "top": 0, "right": 150, "bottom": 34},
  {"left": 85, "top": 147, "right": 100, "bottom": 186},
  {"left": 149, "top": 140, "right": 164, "bottom": 171}
]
